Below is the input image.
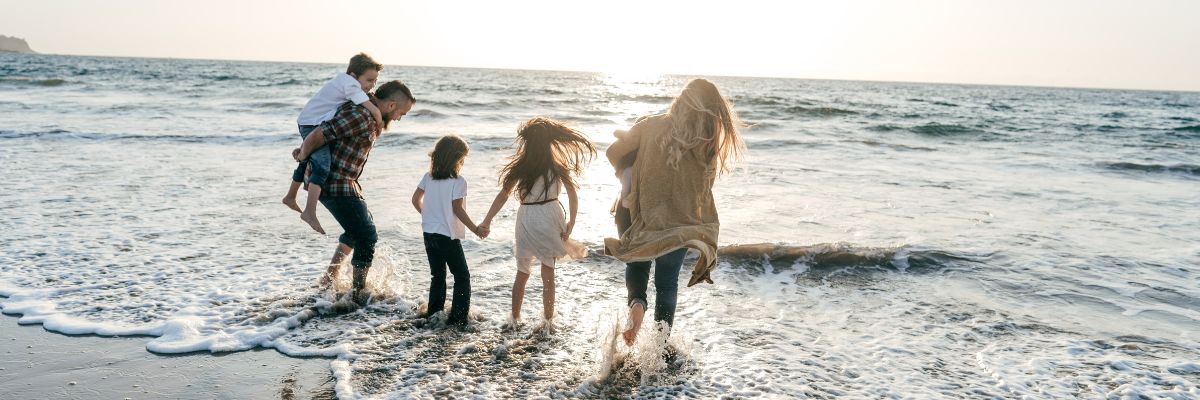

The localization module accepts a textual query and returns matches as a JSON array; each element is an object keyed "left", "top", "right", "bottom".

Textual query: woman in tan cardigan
[{"left": 604, "top": 78, "right": 744, "bottom": 345}]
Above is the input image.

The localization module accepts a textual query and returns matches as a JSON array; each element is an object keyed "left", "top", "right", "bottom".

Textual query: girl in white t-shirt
[
  {"left": 411, "top": 135, "right": 486, "bottom": 326},
  {"left": 479, "top": 117, "right": 594, "bottom": 330}
]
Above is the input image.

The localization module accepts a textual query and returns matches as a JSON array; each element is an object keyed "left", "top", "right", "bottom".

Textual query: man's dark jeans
[{"left": 320, "top": 196, "right": 377, "bottom": 290}]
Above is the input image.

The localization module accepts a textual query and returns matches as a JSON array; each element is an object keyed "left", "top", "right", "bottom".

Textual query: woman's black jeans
[{"left": 625, "top": 247, "right": 688, "bottom": 327}]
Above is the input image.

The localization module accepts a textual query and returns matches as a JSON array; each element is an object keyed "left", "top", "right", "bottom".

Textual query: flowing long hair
[
  {"left": 499, "top": 117, "right": 597, "bottom": 200},
  {"left": 429, "top": 135, "right": 469, "bottom": 179},
  {"left": 659, "top": 78, "right": 745, "bottom": 175}
]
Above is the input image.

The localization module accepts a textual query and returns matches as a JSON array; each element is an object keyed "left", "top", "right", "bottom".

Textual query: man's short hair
[
  {"left": 375, "top": 80, "right": 415, "bottom": 104},
  {"left": 347, "top": 53, "right": 383, "bottom": 77}
]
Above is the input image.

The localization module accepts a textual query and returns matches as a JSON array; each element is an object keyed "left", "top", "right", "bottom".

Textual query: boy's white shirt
[
  {"left": 296, "top": 73, "right": 371, "bottom": 126},
  {"left": 418, "top": 173, "right": 469, "bottom": 240}
]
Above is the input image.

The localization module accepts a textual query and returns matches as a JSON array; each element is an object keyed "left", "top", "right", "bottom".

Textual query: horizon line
[{"left": 10, "top": 51, "right": 1200, "bottom": 95}]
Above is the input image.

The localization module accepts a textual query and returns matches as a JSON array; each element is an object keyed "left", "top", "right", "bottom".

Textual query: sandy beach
[{"left": 0, "top": 314, "right": 335, "bottom": 399}]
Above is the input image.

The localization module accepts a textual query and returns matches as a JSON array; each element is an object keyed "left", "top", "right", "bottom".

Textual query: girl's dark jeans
[{"left": 423, "top": 232, "right": 471, "bottom": 324}]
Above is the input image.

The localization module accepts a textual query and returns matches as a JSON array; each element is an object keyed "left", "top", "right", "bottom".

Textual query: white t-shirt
[
  {"left": 418, "top": 172, "right": 469, "bottom": 240},
  {"left": 297, "top": 73, "right": 371, "bottom": 126}
]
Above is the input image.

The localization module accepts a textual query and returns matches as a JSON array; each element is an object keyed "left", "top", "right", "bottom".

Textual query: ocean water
[{"left": 1, "top": 53, "right": 1198, "bottom": 399}]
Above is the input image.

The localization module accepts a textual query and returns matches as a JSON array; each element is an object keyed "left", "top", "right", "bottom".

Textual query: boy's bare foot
[
  {"left": 282, "top": 196, "right": 302, "bottom": 213},
  {"left": 301, "top": 210, "right": 326, "bottom": 234},
  {"left": 622, "top": 302, "right": 645, "bottom": 346}
]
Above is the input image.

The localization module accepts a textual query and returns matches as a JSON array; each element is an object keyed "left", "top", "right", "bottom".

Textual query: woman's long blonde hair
[{"left": 659, "top": 78, "right": 744, "bottom": 175}]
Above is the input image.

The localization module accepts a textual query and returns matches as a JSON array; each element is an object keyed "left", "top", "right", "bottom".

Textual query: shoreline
[{"left": 0, "top": 311, "right": 336, "bottom": 399}]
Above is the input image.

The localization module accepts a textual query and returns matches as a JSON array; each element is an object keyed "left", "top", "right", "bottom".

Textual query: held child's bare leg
[
  {"left": 623, "top": 302, "right": 646, "bottom": 346},
  {"left": 300, "top": 183, "right": 326, "bottom": 234},
  {"left": 541, "top": 264, "right": 555, "bottom": 321},
  {"left": 511, "top": 271, "right": 530, "bottom": 322},
  {"left": 319, "top": 243, "right": 352, "bottom": 286},
  {"left": 282, "top": 181, "right": 302, "bottom": 212}
]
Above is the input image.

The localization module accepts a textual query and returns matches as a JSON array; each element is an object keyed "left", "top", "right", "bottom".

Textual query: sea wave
[
  {"left": 200, "top": 74, "right": 243, "bottom": 81},
  {"left": 1098, "top": 162, "right": 1200, "bottom": 177},
  {"left": 716, "top": 243, "right": 984, "bottom": 273},
  {"left": 908, "top": 98, "right": 960, "bottom": 107},
  {"left": 0, "top": 129, "right": 292, "bottom": 144},
  {"left": 611, "top": 93, "right": 674, "bottom": 104},
  {"left": 730, "top": 95, "right": 807, "bottom": 107},
  {"left": 867, "top": 124, "right": 905, "bottom": 132},
  {"left": 418, "top": 98, "right": 513, "bottom": 110},
  {"left": 557, "top": 115, "right": 616, "bottom": 125},
  {"left": 265, "top": 78, "right": 308, "bottom": 86},
  {"left": 243, "top": 101, "right": 298, "bottom": 109},
  {"left": 407, "top": 109, "right": 448, "bottom": 119},
  {"left": 910, "top": 123, "right": 986, "bottom": 136},
  {"left": 0, "top": 77, "right": 68, "bottom": 87},
  {"left": 850, "top": 139, "right": 938, "bottom": 152},
  {"left": 783, "top": 105, "right": 858, "bottom": 117},
  {"left": 744, "top": 139, "right": 822, "bottom": 150},
  {"left": 376, "top": 133, "right": 514, "bottom": 151}
]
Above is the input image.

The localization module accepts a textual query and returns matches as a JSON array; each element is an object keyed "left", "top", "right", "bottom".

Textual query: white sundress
[{"left": 513, "top": 177, "right": 587, "bottom": 274}]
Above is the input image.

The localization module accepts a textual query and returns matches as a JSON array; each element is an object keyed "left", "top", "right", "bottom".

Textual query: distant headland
[{"left": 0, "top": 35, "right": 36, "bottom": 53}]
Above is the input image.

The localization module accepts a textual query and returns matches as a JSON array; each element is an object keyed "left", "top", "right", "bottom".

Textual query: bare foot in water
[
  {"left": 623, "top": 302, "right": 645, "bottom": 346},
  {"left": 301, "top": 210, "right": 325, "bottom": 234},
  {"left": 282, "top": 195, "right": 302, "bottom": 213},
  {"left": 317, "top": 269, "right": 338, "bottom": 288}
]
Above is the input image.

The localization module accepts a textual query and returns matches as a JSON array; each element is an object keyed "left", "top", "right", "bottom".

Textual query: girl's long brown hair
[
  {"left": 499, "top": 117, "right": 596, "bottom": 200},
  {"left": 429, "top": 135, "right": 469, "bottom": 179}
]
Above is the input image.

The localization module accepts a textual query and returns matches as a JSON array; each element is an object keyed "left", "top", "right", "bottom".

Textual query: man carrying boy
[
  {"left": 293, "top": 80, "right": 416, "bottom": 303},
  {"left": 283, "top": 53, "right": 386, "bottom": 235}
]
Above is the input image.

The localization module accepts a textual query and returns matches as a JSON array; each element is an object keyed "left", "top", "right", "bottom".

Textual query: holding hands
[{"left": 475, "top": 220, "right": 491, "bottom": 239}]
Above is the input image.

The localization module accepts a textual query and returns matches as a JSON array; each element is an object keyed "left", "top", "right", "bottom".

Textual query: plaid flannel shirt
[{"left": 320, "top": 101, "right": 381, "bottom": 198}]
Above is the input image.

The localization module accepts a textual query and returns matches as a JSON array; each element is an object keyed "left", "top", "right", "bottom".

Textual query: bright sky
[{"left": 3, "top": 0, "right": 1199, "bottom": 91}]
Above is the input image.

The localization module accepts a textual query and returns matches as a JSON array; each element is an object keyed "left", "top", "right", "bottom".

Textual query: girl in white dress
[{"left": 480, "top": 117, "right": 594, "bottom": 328}]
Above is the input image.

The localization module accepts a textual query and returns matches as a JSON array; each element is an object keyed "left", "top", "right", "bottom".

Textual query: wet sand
[{"left": 0, "top": 314, "right": 335, "bottom": 399}]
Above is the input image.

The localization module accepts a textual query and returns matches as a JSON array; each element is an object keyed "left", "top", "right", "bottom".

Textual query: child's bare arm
[
  {"left": 294, "top": 126, "right": 327, "bottom": 161},
  {"left": 452, "top": 199, "right": 483, "bottom": 237},
  {"left": 360, "top": 101, "right": 384, "bottom": 133},
  {"left": 411, "top": 188, "right": 424, "bottom": 214},
  {"left": 480, "top": 182, "right": 514, "bottom": 228},
  {"left": 563, "top": 183, "right": 578, "bottom": 240}
]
